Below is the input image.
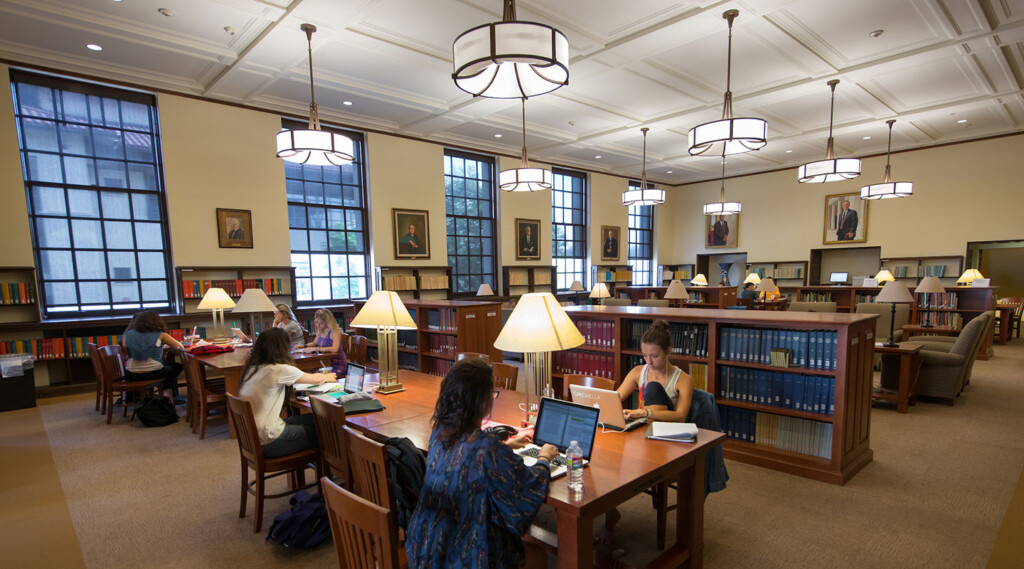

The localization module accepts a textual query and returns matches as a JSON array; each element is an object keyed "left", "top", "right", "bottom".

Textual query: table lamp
[
  {"left": 589, "top": 282, "right": 610, "bottom": 305},
  {"left": 957, "top": 269, "right": 983, "bottom": 287},
  {"left": 874, "top": 269, "right": 895, "bottom": 284},
  {"left": 690, "top": 273, "right": 709, "bottom": 287},
  {"left": 743, "top": 273, "right": 761, "bottom": 285},
  {"left": 476, "top": 283, "right": 495, "bottom": 296},
  {"left": 493, "top": 293, "right": 584, "bottom": 425},
  {"left": 197, "top": 287, "right": 235, "bottom": 338},
  {"left": 914, "top": 276, "right": 946, "bottom": 328},
  {"left": 569, "top": 280, "right": 585, "bottom": 305},
  {"left": 875, "top": 280, "right": 914, "bottom": 347},
  {"left": 664, "top": 279, "right": 689, "bottom": 307},
  {"left": 350, "top": 290, "right": 417, "bottom": 394},
  {"left": 231, "top": 288, "right": 278, "bottom": 337}
]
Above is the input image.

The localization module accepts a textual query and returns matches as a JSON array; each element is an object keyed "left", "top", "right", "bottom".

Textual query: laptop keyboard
[{"left": 519, "top": 446, "right": 567, "bottom": 468}]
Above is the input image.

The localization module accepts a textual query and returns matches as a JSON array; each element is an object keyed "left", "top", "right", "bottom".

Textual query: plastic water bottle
[{"left": 566, "top": 440, "right": 584, "bottom": 493}]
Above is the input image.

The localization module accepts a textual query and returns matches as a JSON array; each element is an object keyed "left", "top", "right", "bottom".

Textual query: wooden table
[
  {"left": 995, "top": 304, "right": 1016, "bottom": 345},
  {"left": 872, "top": 342, "right": 922, "bottom": 413},
  {"left": 304, "top": 370, "right": 724, "bottom": 569}
]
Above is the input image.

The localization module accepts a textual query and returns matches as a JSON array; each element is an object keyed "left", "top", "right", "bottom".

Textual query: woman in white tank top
[{"left": 615, "top": 321, "right": 695, "bottom": 425}]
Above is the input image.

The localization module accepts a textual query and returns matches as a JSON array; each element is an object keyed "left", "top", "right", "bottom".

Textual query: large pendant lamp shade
[
  {"left": 798, "top": 80, "right": 862, "bottom": 183},
  {"left": 703, "top": 154, "right": 741, "bottom": 215},
  {"left": 688, "top": 10, "right": 767, "bottom": 157},
  {"left": 276, "top": 24, "right": 355, "bottom": 166},
  {"left": 861, "top": 120, "right": 913, "bottom": 200},
  {"left": 499, "top": 98, "right": 552, "bottom": 192},
  {"left": 622, "top": 128, "right": 666, "bottom": 206},
  {"left": 452, "top": 0, "right": 569, "bottom": 99}
]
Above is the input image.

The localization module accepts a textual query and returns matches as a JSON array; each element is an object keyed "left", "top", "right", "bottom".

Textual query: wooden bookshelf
[
  {"left": 0, "top": 267, "right": 39, "bottom": 324},
  {"left": 910, "top": 286, "right": 997, "bottom": 359},
  {"left": 376, "top": 265, "right": 453, "bottom": 300},
  {"left": 560, "top": 305, "right": 877, "bottom": 485},
  {"left": 795, "top": 286, "right": 884, "bottom": 313},
  {"left": 808, "top": 246, "right": 881, "bottom": 286},
  {"left": 614, "top": 286, "right": 667, "bottom": 304},
  {"left": 747, "top": 260, "right": 808, "bottom": 290},
  {"left": 685, "top": 285, "right": 738, "bottom": 309},
  {"left": 659, "top": 264, "right": 694, "bottom": 285},
  {"left": 177, "top": 266, "right": 296, "bottom": 314},
  {"left": 501, "top": 265, "right": 556, "bottom": 296},
  {"left": 881, "top": 255, "right": 963, "bottom": 286}
]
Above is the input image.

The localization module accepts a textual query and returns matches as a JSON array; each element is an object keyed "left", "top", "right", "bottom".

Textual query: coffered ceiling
[{"left": 1, "top": 0, "right": 1022, "bottom": 185}]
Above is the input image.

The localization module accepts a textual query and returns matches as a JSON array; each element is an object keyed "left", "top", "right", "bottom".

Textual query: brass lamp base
[{"left": 376, "top": 382, "right": 405, "bottom": 394}]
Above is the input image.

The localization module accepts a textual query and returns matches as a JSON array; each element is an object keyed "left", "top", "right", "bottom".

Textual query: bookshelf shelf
[
  {"left": 176, "top": 266, "right": 296, "bottom": 317},
  {"left": 501, "top": 265, "right": 556, "bottom": 296},
  {"left": 795, "top": 286, "right": 883, "bottom": 313},
  {"left": 881, "top": 255, "right": 963, "bottom": 286},
  {"left": 717, "top": 399, "right": 835, "bottom": 422},
  {"left": 684, "top": 286, "right": 738, "bottom": 309},
  {"left": 910, "top": 286, "right": 997, "bottom": 359},
  {"left": 376, "top": 266, "right": 453, "bottom": 300},
  {"left": 717, "top": 359, "right": 839, "bottom": 377},
  {"left": 747, "top": 260, "right": 808, "bottom": 290},
  {"left": 659, "top": 264, "right": 694, "bottom": 285}
]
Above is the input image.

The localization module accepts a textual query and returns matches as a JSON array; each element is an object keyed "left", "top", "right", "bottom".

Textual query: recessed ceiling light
[
  {"left": 86, "top": 44, "right": 103, "bottom": 51},
  {"left": 342, "top": 101, "right": 353, "bottom": 106},
  {"left": 666, "top": 170, "right": 673, "bottom": 174},
  {"left": 595, "top": 155, "right": 602, "bottom": 159},
  {"left": 956, "top": 119, "right": 968, "bottom": 124},
  {"left": 863, "top": 136, "right": 871, "bottom": 140},
  {"left": 158, "top": 7, "right": 176, "bottom": 17},
  {"left": 869, "top": 29, "right": 884, "bottom": 38},
  {"left": 785, "top": 150, "right": 793, "bottom": 153},
  {"left": 493, "top": 134, "right": 502, "bottom": 138}
]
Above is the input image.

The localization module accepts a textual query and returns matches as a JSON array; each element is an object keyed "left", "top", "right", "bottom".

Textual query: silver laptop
[
  {"left": 569, "top": 384, "right": 648, "bottom": 432},
  {"left": 514, "top": 397, "right": 600, "bottom": 478},
  {"left": 322, "top": 363, "right": 366, "bottom": 396}
]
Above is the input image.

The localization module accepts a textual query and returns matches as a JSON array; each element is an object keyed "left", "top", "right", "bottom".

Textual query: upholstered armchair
[
  {"left": 911, "top": 312, "right": 989, "bottom": 405},
  {"left": 788, "top": 301, "right": 837, "bottom": 313},
  {"left": 907, "top": 312, "right": 992, "bottom": 388}
]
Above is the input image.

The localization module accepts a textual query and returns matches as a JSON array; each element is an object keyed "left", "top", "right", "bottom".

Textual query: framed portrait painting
[
  {"left": 217, "top": 208, "right": 253, "bottom": 248},
  {"left": 600, "top": 225, "right": 621, "bottom": 261},
  {"left": 515, "top": 218, "right": 541, "bottom": 260},
  {"left": 392, "top": 208, "right": 430, "bottom": 259},
  {"left": 823, "top": 192, "right": 868, "bottom": 244},
  {"left": 705, "top": 213, "right": 739, "bottom": 248}
]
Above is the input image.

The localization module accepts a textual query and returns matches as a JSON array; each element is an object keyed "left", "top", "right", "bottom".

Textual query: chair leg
[
  {"left": 254, "top": 475, "right": 266, "bottom": 532},
  {"left": 106, "top": 390, "right": 115, "bottom": 424},
  {"left": 653, "top": 483, "right": 667, "bottom": 550},
  {"left": 198, "top": 401, "right": 207, "bottom": 440},
  {"left": 239, "top": 461, "right": 249, "bottom": 519}
]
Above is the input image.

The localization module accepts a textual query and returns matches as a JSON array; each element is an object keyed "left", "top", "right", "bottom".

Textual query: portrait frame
[
  {"left": 392, "top": 208, "right": 431, "bottom": 259},
  {"left": 705, "top": 213, "right": 739, "bottom": 249},
  {"left": 823, "top": 192, "right": 868, "bottom": 245},
  {"left": 515, "top": 218, "right": 541, "bottom": 261},
  {"left": 600, "top": 225, "right": 621, "bottom": 261},
  {"left": 217, "top": 208, "right": 253, "bottom": 249}
]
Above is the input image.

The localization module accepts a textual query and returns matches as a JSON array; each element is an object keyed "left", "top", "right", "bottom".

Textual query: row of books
[
  {"left": 66, "top": 335, "right": 127, "bottom": 358},
  {"left": 918, "top": 292, "right": 959, "bottom": 309},
  {"left": 687, "top": 292, "right": 708, "bottom": 304},
  {"left": 397, "top": 352, "right": 419, "bottom": 371},
  {"left": 719, "top": 327, "right": 838, "bottom": 370},
  {"left": 533, "top": 272, "right": 551, "bottom": 285},
  {"left": 420, "top": 275, "right": 449, "bottom": 290},
  {"left": 854, "top": 293, "right": 877, "bottom": 304},
  {"left": 918, "top": 312, "right": 963, "bottom": 328},
  {"left": 661, "top": 269, "right": 691, "bottom": 280},
  {"left": 181, "top": 278, "right": 286, "bottom": 298},
  {"left": 922, "top": 264, "right": 949, "bottom": 277},
  {"left": 773, "top": 267, "right": 803, "bottom": 279},
  {"left": 596, "top": 270, "right": 632, "bottom": 283},
  {"left": 0, "top": 282, "right": 36, "bottom": 305},
  {"left": 625, "top": 320, "right": 708, "bottom": 357},
  {"left": 576, "top": 319, "right": 616, "bottom": 349},
  {"left": 885, "top": 265, "right": 914, "bottom": 278},
  {"left": 507, "top": 272, "right": 529, "bottom": 286},
  {"left": 397, "top": 330, "right": 417, "bottom": 349},
  {"left": 720, "top": 407, "right": 833, "bottom": 459},
  {"left": 422, "top": 356, "right": 454, "bottom": 377},
  {"left": 426, "top": 308, "right": 457, "bottom": 331},
  {"left": 554, "top": 350, "right": 614, "bottom": 379},
  {"left": 719, "top": 366, "right": 835, "bottom": 415},
  {"left": 382, "top": 275, "right": 417, "bottom": 290},
  {"left": 800, "top": 292, "right": 833, "bottom": 302},
  {"left": 2, "top": 330, "right": 199, "bottom": 359},
  {"left": 425, "top": 334, "right": 456, "bottom": 357}
]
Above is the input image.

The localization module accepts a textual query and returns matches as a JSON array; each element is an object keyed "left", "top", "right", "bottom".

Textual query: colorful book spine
[{"left": 719, "top": 406, "right": 833, "bottom": 459}]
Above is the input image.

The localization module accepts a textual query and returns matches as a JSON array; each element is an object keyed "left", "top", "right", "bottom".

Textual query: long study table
[{"left": 301, "top": 369, "right": 725, "bottom": 569}]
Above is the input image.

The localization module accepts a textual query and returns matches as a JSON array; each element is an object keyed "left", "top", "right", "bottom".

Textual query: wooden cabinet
[
  {"left": 747, "top": 260, "right": 808, "bottom": 290},
  {"left": 501, "top": 265, "right": 556, "bottom": 296},
  {"left": 796, "top": 286, "right": 883, "bottom": 313},
  {"left": 686, "top": 285, "right": 738, "bottom": 309},
  {"left": 177, "top": 266, "right": 297, "bottom": 315},
  {"left": 659, "top": 264, "right": 694, "bottom": 285},
  {"left": 376, "top": 265, "right": 453, "bottom": 300},
  {"left": 910, "top": 286, "right": 997, "bottom": 359}
]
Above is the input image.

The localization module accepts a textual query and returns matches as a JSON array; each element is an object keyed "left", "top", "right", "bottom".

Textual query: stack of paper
[{"left": 645, "top": 422, "right": 699, "bottom": 442}]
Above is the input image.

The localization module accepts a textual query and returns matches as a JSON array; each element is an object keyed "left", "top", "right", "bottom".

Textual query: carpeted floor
[{"left": 3, "top": 341, "right": 1023, "bottom": 568}]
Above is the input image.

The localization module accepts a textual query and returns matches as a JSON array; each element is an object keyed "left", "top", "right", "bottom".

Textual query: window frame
[
  {"left": 443, "top": 149, "right": 497, "bottom": 297},
  {"left": 551, "top": 167, "right": 588, "bottom": 292},
  {"left": 627, "top": 181, "right": 656, "bottom": 287}
]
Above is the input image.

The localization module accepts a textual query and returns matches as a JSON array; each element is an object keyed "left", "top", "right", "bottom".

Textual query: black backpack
[
  {"left": 133, "top": 397, "right": 178, "bottom": 427},
  {"left": 266, "top": 490, "right": 331, "bottom": 549},
  {"left": 384, "top": 436, "right": 426, "bottom": 530}
]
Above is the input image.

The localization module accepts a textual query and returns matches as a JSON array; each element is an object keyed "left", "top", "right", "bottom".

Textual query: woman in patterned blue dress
[{"left": 406, "top": 358, "right": 558, "bottom": 569}]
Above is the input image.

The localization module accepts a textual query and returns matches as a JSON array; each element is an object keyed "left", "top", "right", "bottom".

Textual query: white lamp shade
[
  {"left": 452, "top": 21, "right": 569, "bottom": 99},
  {"left": 589, "top": 282, "right": 611, "bottom": 299},
  {"left": 688, "top": 117, "right": 767, "bottom": 156},
  {"left": 276, "top": 129, "right": 355, "bottom": 166},
  {"left": 798, "top": 158, "right": 862, "bottom": 183},
  {"left": 232, "top": 288, "right": 278, "bottom": 314},
  {"left": 499, "top": 167, "right": 552, "bottom": 192},
  {"left": 702, "top": 201, "right": 742, "bottom": 215},
  {"left": 197, "top": 287, "right": 235, "bottom": 309},
  {"left": 875, "top": 280, "right": 914, "bottom": 303},
  {"left": 874, "top": 270, "right": 895, "bottom": 283},
  {"left": 622, "top": 187, "right": 666, "bottom": 206},
  {"left": 957, "top": 269, "right": 983, "bottom": 284},
  {"left": 755, "top": 277, "right": 777, "bottom": 293},
  {"left": 664, "top": 280, "right": 689, "bottom": 300},
  {"left": 861, "top": 181, "right": 913, "bottom": 200},
  {"left": 350, "top": 290, "right": 417, "bottom": 330},
  {"left": 743, "top": 273, "right": 761, "bottom": 284},
  {"left": 493, "top": 293, "right": 584, "bottom": 352},
  {"left": 690, "top": 274, "right": 709, "bottom": 286},
  {"left": 569, "top": 280, "right": 585, "bottom": 292},
  {"left": 915, "top": 276, "right": 946, "bottom": 294},
  {"left": 476, "top": 283, "right": 495, "bottom": 296}
]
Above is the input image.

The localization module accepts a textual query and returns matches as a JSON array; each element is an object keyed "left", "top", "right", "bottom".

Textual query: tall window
[
  {"left": 444, "top": 150, "right": 496, "bottom": 294},
  {"left": 551, "top": 168, "right": 587, "bottom": 291},
  {"left": 627, "top": 194, "right": 655, "bottom": 286},
  {"left": 11, "top": 71, "right": 172, "bottom": 317},
  {"left": 284, "top": 121, "right": 369, "bottom": 304}
]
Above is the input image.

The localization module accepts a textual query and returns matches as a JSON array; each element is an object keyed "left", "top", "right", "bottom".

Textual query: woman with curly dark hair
[
  {"left": 122, "top": 310, "right": 184, "bottom": 401},
  {"left": 406, "top": 358, "right": 558, "bottom": 569}
]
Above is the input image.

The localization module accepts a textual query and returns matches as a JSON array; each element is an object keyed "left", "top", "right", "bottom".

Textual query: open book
[{"left": 645, "top": 422, "right": 699, "bottom": 442}]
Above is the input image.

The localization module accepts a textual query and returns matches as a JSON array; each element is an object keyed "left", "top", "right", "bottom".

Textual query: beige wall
[
  {"left": 0, "top": 65, "right": 34, "bottom": 266},
  {"left": 498, "top": 154, "right": 551, "bottom": 267},
  {"left": 591, "top": 172, "right": 631, "bottom": 267}
]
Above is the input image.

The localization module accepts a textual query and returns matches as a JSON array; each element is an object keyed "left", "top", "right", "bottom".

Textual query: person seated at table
[
  {"left": 122, "top": 310, "right": 185, "bottom": 402},
  {"left": 739, "top": 282, "right": 759, "bottom": 301},
  {"left": 300, "top": 308, "right": 347, "bottom": 375},
  {"left": 406, "top": 359, "right": 558, "bottom": 569},
  {"left": 237, "top": 328, "right": 335, "bottom": 458},
  {"left": 273, "top": 303, "right": 304, "bottom": 346}
]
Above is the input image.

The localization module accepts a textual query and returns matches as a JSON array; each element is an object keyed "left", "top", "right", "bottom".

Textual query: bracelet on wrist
[{"left": 646, "top": 408, "right": 653, "bottom": 419}]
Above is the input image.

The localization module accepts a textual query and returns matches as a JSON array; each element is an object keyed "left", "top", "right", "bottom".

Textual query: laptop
[
  {"left": 300, "top": 363, "right": 366, "bottom": 396},
  {"left": 569, "top": 384, "right": 648, "bottom": 432},
  {"left": 230, "top": 327, "right": 251, "bottom": 343},
  {"left": 514, "top": 397, "right": 600, "bottom": 478}
]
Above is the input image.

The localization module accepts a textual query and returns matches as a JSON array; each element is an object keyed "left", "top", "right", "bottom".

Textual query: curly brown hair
[
  {"left": 430, "top": 359, "right": 494, "bottom": 450},
  {"left": 126, "top": 310, "right": 168, "bottom": 334}
]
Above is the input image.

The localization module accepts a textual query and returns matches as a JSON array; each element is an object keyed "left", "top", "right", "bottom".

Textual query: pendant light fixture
[
  {"left": 622, "top": 128, "right": 666, "bottom": 206},
  {"left": 276, "top": 24, "right": 355, "bottom": 166},
  {"left": 703, "top": 155, "right": 741, "bottom": 215},
  {"left": 798, "top": 80, "right": 862, "bottom": 183},
  {"left": 499, "top": 98, "right": 552, "bottom": 192},
  {"left": 688, "top": 10, "right": 767, "bottom": 157},
  {"left": 452, "top": 0, "right": 569, "bottom": 99},
  {"left": 861, "top": 120, "right": 913, "bottom": 200}
]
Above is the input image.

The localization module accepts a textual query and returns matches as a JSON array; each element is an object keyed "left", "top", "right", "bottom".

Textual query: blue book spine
[
  {"left": 800, "top": 331, "right": 809, "bottom": 368},
  {"left": 794, "top": 375, "right": 806, "bottom": 411},
  {"left": 773, "top": 373, "right": 783, "bottom": 407},
  {"left": 828, "top": 378, "right": 835, "bottom": 414},
  {"left": 783, "top": 374, "right": 794, "bottom": 409},
  {"left": 812, "top": 376, "right": 822, "bottom": 413},
  {"left": 830, "top": 332, "right": 838, "bottom": 370},
  {"left": 812, "top": 331, "right": 822, "bottom": 370},
  {"left": 761, "top": 329, "right": 770, "bottom": 364},
  {"left": 819, "top": 376, "right": 828, "bottom": 414}
]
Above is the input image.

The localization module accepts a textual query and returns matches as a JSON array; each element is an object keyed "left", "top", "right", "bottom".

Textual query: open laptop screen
[
  {"left": 344, "top": 363, "right": 365, "bottom": 392},
  {"left": 532, "top": 397, "right": 600, "bottom": 460}
]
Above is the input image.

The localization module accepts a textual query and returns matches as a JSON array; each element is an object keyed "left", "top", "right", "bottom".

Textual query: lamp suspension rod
[
  {"left": 301, "top": 23, "right": 321, "bottom": 130},
  {"left": 503, "top": 0, "right": 516, "bottom": 22},
  {"left": 719, "top": 152, "right": 727, "bottom": 202},
  {"left": 825, "top": 79, "right": 839, "bottom": 159},
  {"left": 883, "top": 119, "right": 895, "bottom": 183},
  {"left": 641, "top": 127, "right": 649, "bottom": 188},
  {"left": 520, "top": 98, "right": 528, "bottom": 166},
  {"left": 721, "top": 9, "right": 739, "bottom": 120}
]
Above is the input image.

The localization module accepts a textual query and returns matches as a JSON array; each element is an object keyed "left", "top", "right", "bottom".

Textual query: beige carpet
[{"left": 4, "top": 341, "right": 1024, "bottom": 568}]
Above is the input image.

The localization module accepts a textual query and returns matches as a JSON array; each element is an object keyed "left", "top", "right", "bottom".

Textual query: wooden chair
[
  {"left": 310, "top": 396, "right": 350, "bottom": 486},
  {"left": 339, "top": 332, "right": 352, "bottom": 359},
  {"left": 491, "top": 362, "right": 519, "bottom": 391},
  {"left": 637, "top": 299, "right": 669, "bottom": 307},
  {"left": 348, "top": 335, "right": 368, "bottom": 366},
  {"left": 561, "top": 374, "right": 614, "bottom": 401},
  {"left": 601, "top": 298, "right": 631, "bottom": 306},
  {"left": 87, "top": 342, "right": 105, "bottom": 414},
  {"left": 96, "top": 344, "right": 162, "bottom": 424},
  {"left": 322, "top": 477, "right": 406, "bottom": 569},
  {"left": 456, "top": 352, "right": 490, "bottom": 363},
  {"left": 226, "top": 395, "right": 321, "bottom": 532},
  {"left": 343, "top": 425, "right": 394, "bottom": 512},
  {"left": 179, "top": 350, "right": 226, "bottom": 440}
]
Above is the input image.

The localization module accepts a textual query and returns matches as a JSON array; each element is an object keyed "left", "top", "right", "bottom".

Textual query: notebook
[
  {"left": 569, "top": 384, "right": 648, "bottom": 432},
  {"left": 514, "top": 397, "right": 600, "bottom": 478},
  {"left": 644, "top": 422, "right": 699, "bottom": 443}
]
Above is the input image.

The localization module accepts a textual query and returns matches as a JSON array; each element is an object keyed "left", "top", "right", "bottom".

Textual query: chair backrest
[
  {"left": 601, "top": 298, "right": 631, "bottom": 306},
  {"left": 310, "top": 396, "right": 349, "bottom": 484},
  {"left": 789, "top": 301, "right": 837, "bottom": 313},
  {"left": 950, "top": 312, "right": 989, "bottom": 357},
  {"left": 736, "top": 298, "right": 753, "bottom": 308},
  {"left": 855, "top": 302, "right": 911, "bottom": 339},
  {"left": 227, "top": 395, "right": 264, "bottom": 467},
  {"left": 343, "top": 425, "right": 393, "bottom": 511},
  {"left": 338, "top": 332, "right": 352, "bottom": 359},
  {"left": 637, "top": 299, "right": 670, "bottom": 307},
  {"left": 179, "top": 349, "right": 207, "bottom": 396},
  {"left": 321, "top": 477, "right": 401, "bottom": 569},
  {"left": 87, "top": 342, "right": 104, "bottom": 383},
  {"left": 96, "top": 344, "right": 126, "bottom": 384},
  {"left": 562, "top": 374, "right": 615, "bottom": 400},
  {"left": 457, "top": 352, "right": 490, "bottom": 363},
  {"left": 491, "top": 362, "right": 519, "bottom": 391},
  {"left": 348, "top": 335, "right": 368, "bottom": 366}
]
